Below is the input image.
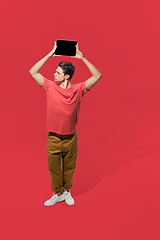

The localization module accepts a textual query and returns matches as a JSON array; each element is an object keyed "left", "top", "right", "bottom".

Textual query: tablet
[{"left": 55, "top": 39, "right": 77, "bottom": 56}]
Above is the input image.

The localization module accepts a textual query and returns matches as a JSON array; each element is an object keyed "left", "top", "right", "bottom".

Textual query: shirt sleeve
[
  {"left": 80, "top": 81, "right": 90, "bottom": 98},
  {"left": 41, "top": 77, "right": 52, "bottom": 92}
]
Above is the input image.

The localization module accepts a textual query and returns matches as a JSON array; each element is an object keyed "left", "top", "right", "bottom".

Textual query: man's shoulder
[
  {"left": 42, "top": 77, "right": 56, "bottom": 92},
  {"left": 44, "top": 77, "right": 54, "bottom": 83},
  {"left": 72, "top": 81, "right": 89, "bottom": 97}
]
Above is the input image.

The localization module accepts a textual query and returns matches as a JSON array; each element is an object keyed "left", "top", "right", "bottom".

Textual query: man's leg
[
  {"left": 44, "top": 134, "right": 66, "bottom": 206},
  {"left": 46, "top": 133, "right": 63, "bottom": 193},
  {"left": 62, "top": 132, "right": 78, "bottom": 190}
]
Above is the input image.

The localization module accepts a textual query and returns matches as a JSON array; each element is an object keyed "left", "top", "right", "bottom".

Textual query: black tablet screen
[{"left": 55, "top": 39, "right": 77, "bottom": 56}]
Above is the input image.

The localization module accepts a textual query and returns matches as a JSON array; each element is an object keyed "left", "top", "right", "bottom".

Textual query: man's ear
[{"left": 65, "top": 74, "right": 70, "bottom": 80}]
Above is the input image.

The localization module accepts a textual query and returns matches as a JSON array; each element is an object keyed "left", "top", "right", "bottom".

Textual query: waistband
[{"left": 48, "top": 131, "right": 76, "bottom": 140}]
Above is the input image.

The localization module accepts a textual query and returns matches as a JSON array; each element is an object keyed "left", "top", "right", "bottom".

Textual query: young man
[{"left": 29, "top": 41, "right": 102, "bottom": 206}]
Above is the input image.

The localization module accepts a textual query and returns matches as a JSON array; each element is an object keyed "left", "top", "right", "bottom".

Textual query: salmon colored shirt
[{"left": 42, "top": 77, "right": 89, "bottom": 135}]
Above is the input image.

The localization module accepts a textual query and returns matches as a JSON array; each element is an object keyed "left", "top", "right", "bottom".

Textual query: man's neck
[{"left": 59, "top": 80, "right": 72, "bottom": 89}]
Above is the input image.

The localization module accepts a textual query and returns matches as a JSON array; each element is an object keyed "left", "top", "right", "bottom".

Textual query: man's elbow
[
  {"left": 29, "top": 68, "right": 38, "bottom": 75},
  {"left": 93, "top": 73, "right": 102, "bottom": 84},
  {"left": 97, "top": 73, "right": 102, "bottom": 80},
  {"left": 29, "top": 70, "right": 37, "bottom": 76},
  {"left": 29, "top": 69, "right": 33, "bottom": 75}
]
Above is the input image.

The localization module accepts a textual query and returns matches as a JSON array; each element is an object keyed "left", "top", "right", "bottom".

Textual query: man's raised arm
[
  {"left": 29, "top": 41, "right": 57, "bottom": 87},
  {"left": 73, "top": 44, "right": 102, "bottom": 91}
]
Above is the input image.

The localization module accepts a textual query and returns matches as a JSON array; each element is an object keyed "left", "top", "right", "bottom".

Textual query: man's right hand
[{"left": 29, "top": 41, "right": 61, "bottom": 87}]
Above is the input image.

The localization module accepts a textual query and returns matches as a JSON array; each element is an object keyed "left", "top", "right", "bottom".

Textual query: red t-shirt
[{"left": 41, "top": 77, "right": 89, "bottom": 135}]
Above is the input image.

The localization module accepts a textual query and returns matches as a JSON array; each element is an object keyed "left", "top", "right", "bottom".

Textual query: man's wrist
[
  {"left": 47, "top": 53, "right": 52, "bottom": 58},
  {"left": 47, "top": 52, "right": 56, "bottom": 58}
]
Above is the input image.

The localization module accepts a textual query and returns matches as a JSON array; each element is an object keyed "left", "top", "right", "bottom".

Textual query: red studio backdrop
[{"left": 0, "top": 0, "right": 160, "bottom": 239}]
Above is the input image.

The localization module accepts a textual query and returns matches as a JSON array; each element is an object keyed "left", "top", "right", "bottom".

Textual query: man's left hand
[{"left": 72, "top": 44, "right": 84, "bottom": 60}]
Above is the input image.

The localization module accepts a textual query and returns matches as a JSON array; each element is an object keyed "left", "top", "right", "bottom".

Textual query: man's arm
[
  {"left": 29, "top": 41, "right": 57, "bottom": 87},
  {"left": 82, "top": 57, "right": 102, "bottom": 91},
  {"left": 73, "top": 44, "right": 102, "bottom": 91}
]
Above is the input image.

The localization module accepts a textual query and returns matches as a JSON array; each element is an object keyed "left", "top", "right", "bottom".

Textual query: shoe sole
[
  {"left": 44, "top": 197, "right": 65, "bottom": 206},
  {"left": 65, "top": 200, "right": 75, "bottom": 206}
]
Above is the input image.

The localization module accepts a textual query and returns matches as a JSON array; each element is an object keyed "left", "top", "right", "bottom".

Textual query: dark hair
[{"left": 58, "top": 61, "right": 75, "bottom": 80}]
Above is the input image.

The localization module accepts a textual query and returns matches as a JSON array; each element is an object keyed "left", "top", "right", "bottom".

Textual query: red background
[{"left": 0, "top": 0, "right": 160, "bottom": 239}]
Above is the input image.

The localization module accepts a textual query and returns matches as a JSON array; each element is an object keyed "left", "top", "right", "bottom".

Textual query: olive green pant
[{"left": 46, "top": 132, "right": 78, "bottom": 192}]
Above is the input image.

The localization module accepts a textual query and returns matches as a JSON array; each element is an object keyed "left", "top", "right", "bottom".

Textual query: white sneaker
[
  {"left": 44, "top": 193, "right": 65, "bottom": 206},
  {"left": 63, "top": 191, "right": 75, "bottom": 205}
]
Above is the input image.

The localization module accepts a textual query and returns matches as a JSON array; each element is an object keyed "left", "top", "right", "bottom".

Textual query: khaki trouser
[{"left": 46, "top": 132, "right": 78, "bottom": 192}]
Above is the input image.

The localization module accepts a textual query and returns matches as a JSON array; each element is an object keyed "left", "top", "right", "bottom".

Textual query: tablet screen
[{"left": 55, "top": 39, "right": 77, "bottom": 56}]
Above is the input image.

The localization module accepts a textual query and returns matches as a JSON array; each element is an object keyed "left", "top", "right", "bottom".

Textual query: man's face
[{"left": 54, "top": 66, "right": 69, "bottom": 82}]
